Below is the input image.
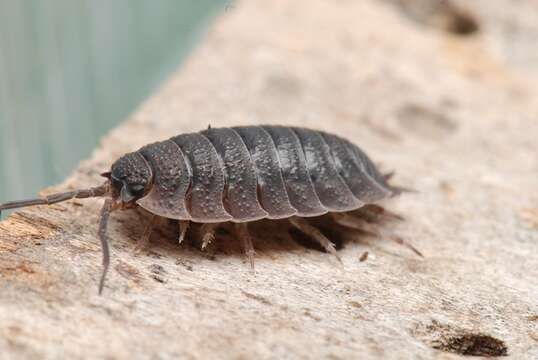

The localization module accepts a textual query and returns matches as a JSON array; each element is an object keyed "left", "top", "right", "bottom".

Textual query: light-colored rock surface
[{"left": 0, "top": 0, "right": 537, "bottom": 358}]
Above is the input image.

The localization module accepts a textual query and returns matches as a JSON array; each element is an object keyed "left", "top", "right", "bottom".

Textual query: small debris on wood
[{"left": 149, "top": 264, "right": 167, "bottom": 283}]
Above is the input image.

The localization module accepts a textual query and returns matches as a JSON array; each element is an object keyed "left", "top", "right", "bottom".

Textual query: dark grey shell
[{"left": 135, "top": 126, "right": 397, "bottom": 223}]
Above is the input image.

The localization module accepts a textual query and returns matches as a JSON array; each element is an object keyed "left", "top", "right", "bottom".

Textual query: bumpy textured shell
[{"left": 134, "top": 126, "right": 397, "bottom": 223}]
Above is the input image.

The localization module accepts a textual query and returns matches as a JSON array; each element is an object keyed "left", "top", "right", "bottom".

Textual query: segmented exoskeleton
[{"left": 0, "top": 126, "right": 420, "bottom": 293}]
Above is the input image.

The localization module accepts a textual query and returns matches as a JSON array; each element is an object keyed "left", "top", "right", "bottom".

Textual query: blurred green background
[{"left": 0, "top": 0, "right": 226, "bottom": 203}]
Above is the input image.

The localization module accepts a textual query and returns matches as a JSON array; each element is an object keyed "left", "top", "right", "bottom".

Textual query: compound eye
[{"left": 130, "top": 184, "right": 145, "bottom": 196}]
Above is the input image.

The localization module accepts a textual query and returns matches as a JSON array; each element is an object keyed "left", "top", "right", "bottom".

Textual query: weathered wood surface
[{"left": 1, "top": 0, "right": 537, "bottom": 358}]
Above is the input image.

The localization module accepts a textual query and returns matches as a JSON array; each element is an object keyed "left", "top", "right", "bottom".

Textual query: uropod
[{"left": 0, "top": 126, "right": 421, "bottom": 293}]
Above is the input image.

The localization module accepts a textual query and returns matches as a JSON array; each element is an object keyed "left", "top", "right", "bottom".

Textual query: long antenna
[
  {"left": 0, "top": 183, "right": 109, "bottom": 217},
  {"left": 98, "top": 198, "right": 114, "bottom": 295}
]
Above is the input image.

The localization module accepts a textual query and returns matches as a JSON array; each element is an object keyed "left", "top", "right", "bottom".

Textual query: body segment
[
  {"left": 292, "top": 127, "right": 363, "bottom": 211},
  {"left": 201, "top": 127, "right": 268, "bottom": 221},
  {"left": 262, "top": 126, "right": 327, "bottom": 217},
  {"left": 137, "top": 140, "right": 191, "bottom": 219},
  {"left": 320, "top": 132, "right": 392, "bottom": 203},
  {"left": 171, "top": 133, "right": 232, "bottom": 223},
  {"left": 233, "top": 126, "right": 296, "bottom": 219}
]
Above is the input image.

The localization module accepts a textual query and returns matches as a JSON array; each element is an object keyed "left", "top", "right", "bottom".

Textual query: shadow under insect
[{"left": 123, "top": 204, "right": 421, "bottom": 266}]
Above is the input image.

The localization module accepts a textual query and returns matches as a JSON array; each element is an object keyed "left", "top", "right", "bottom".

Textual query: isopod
[{"left": 0, "top": 126, "right": 420, "bottom": 293}]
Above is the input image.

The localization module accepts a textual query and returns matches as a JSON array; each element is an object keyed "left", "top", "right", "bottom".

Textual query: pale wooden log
[{"left": 1, "top": 0, "right": 537, "bottom": 358}]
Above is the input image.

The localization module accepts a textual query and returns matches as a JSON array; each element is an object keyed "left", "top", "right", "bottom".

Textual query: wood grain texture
[{"left": 1, "top": 0, "right": 537, "bottom": 358}]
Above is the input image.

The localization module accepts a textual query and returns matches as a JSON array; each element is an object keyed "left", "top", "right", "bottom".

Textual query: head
[{"left": 104, "top": 152, "right": 153, "bottom": 204}]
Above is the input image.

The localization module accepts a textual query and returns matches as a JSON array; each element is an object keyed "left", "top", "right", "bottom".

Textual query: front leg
[{"left": 135, "top": 214, "right": 159, "bottom": 253}]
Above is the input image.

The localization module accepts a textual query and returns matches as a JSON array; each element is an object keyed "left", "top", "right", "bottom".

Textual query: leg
[
  {"left": 135, "top": 214, "right": 159, "bottom": 252},
  {"left": 389, "top": 234, "right": 423, "bottom": 257},
  {"left": 200, "top": 223, "right": 219, "bottom": 250},
  {"left": 178, "top": 220, "right": 190, "bottom": 244},
  {"left": 383, "top": 171, "right": 395, "bottom": 181},
  {"left": 332, "top": 212, "right": 377, "bottom": 236},
  {"left": 234, "top": 223, "right": 256, "bottom": 270},
  {"left": 332, "top": 212, "right": 423, "bottom": 257},
  {"left": 354, "top": 204, "right": 404, "bottom": 222},
  {"left": 289, "top": 217, "right": 341, "bottom": 262}
]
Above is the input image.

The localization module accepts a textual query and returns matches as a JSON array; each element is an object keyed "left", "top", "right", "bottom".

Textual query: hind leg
[
  {"left": 289, "top": 217, "right": 341, "bottom": 262},
  {"left": 234, "top": 223, "right": 256, "bottom": 270},
  {"left": 331, "top": 212, "right": 377, "bottom": 237},
  {"left": 353, "top": 204, "right": 404, "bottom": 222},
  {"left": 332, "top": 212, "right": 423, "bottom": 257}
]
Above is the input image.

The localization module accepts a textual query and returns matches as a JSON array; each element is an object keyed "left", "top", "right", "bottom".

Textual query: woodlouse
[{"left": 0, "top": 126, "right": 420, "bottom": 293}]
